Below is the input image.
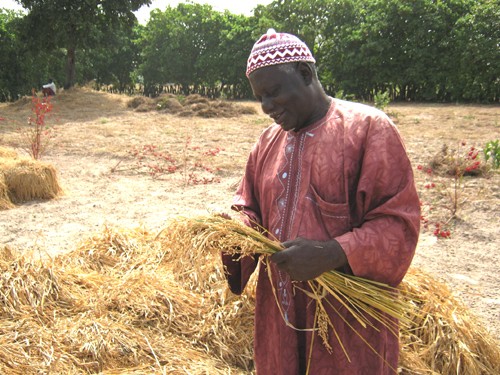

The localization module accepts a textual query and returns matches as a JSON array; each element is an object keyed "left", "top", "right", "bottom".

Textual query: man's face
[{"left": 249, "top": 63, "right": 313, "bottom": 132}]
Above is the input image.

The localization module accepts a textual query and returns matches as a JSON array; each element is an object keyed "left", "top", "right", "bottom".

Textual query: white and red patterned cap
[{"left": 246, "top": 28, "right": 316, "bottom": 77}]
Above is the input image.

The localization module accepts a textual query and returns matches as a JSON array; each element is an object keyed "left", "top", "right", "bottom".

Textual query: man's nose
[{"left": 261, "top": 96, "right": 274, "bottom": 114}]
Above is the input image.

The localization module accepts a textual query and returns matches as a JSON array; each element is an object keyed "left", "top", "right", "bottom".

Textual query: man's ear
[{"left": 297, "top": 61, "right": 313, "bottom": 85}]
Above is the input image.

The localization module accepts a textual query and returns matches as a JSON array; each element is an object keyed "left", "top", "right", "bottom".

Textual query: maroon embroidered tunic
[{"left": 223, "top": 98, "right": 420, "bottom": 374}]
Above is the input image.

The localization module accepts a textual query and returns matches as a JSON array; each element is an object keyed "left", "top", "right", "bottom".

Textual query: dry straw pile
[
  {"left": 0, "top": 215, "right": 498, "bottom": 374},
  {"left": 0, "top": 147, "right": 62, "bottom": 209},
  {"left": 399, "top": 268, "right": 500, "bottom": 374},
  {"left": 127, "top": 93, "right": 257, "bottom": 118},
  {"left": 0, "top": 225, "right": 254, "bottom": 374}
]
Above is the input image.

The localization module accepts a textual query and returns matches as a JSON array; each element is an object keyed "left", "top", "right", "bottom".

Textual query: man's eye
[{"left": 269, "top": 88, "right": 280, "bottom": 97}]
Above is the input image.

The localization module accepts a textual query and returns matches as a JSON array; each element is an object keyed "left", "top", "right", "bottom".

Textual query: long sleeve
[
  {"left": 222, "top": 145, "right": 263, "bottom": 295},
  {"left": 335, "top": 114, "right": 420, "bottom": 287}
]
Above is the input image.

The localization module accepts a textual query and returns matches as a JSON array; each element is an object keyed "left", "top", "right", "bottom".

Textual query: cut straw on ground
[{"left": 0, "top": 219, "right": 498, "bottom": 374}]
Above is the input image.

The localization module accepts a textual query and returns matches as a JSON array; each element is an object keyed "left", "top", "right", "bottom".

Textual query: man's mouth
[{"left": 270, "top": 111, "right": 285, "bottom": 124}]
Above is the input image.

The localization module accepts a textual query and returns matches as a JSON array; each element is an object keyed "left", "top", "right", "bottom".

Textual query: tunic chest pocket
[{"left": 309, "top": 185, "right": 351, "bottom": 237}]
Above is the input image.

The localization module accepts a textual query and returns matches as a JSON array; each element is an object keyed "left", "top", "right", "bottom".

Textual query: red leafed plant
[{"left": 18, "top": 92, "right": 55, "bottom": 160}]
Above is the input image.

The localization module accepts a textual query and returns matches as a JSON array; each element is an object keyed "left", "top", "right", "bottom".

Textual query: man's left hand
[{"left": 269, "top": 237, "right": 348, "bottom": 281}]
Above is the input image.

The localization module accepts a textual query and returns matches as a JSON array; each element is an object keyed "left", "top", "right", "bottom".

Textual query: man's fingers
[
  {"left": 281, "top": 237, "right": 304, "bottom": 249},
  {"left": 270, "top": 251, "right": 287, "bottom": 264}
]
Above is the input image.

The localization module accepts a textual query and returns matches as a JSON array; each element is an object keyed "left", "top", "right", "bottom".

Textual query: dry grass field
[{"left": 1, "top": 86, "right": 499, "bottom": 351}]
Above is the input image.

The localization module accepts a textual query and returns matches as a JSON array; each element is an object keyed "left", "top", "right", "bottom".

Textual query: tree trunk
[{"left": 64, "top": 46, "right": 76, "bottom": 89}]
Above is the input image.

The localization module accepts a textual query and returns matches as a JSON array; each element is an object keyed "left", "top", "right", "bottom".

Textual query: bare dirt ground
[{"left": 1, "top": 88, "right": 499, "bottom": 342}]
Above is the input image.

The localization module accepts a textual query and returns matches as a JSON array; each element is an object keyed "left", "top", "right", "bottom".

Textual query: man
[
  {"left": 222, "top": 29, "right": 420, "bottom": 374},
  {"left": 42, "top": 79, "right": 56, "bottom": 96}
]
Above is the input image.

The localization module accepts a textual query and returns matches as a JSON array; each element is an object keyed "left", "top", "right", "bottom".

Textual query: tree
[
  {"left": 0, "top": 9, "right": 24, "bottom": 100},
  {"left": 0, "top": 8, "right": 65, "bottom": 100},
  {"left": 80, "top": 23, "right": 144, "bottom": 92},
  {"left": 452, "top": 0, "right": 500, "bottom": 102},
  {"left": 214, "top": 12, "right": 258, "bottom": 98},
  {"left": 16, "top": 0, "right": 151, "bottom": 89},
  {"left": 254, "top": 0, "right": 331, "bottom": 54},
  {"left": 139, "top": 3, "right": 249, "bottom": 96}
]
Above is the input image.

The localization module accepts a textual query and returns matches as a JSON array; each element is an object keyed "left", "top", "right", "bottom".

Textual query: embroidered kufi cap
[{"left": 246, "top": 28, "right": 316, "bottom": 77}]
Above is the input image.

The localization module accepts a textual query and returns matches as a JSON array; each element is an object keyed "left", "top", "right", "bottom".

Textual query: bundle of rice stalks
[
  {"left": 399, "top": 268, "right": 500, "bottom": 375},
  {"left": 157, "top": 221, "right": 228, "bottom": 293},
  {"left": 1, "top": 158, "right": 62, "bottom": 203},
  {"left": 161, "top": 215, "right": 415, "bottom": 353}
]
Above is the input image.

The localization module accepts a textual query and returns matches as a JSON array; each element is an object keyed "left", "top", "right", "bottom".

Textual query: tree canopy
[
  {"left": 1, "top": 0, "right": 498, "bottom": 102},
  {"left": 15, "top": 0, "right": 151, "bottom": 89}
]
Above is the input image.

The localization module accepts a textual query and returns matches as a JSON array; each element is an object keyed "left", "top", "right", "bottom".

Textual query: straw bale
[
  {"left": 1, "top": 158, "right": 62, "bottom": 203},
  {"left": 0, "top": 173, "right": 14, "bottom": 210}
]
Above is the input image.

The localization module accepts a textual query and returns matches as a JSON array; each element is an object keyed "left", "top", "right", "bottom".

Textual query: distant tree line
[{"left": 1, "top": 0, "right": 498, "bottom": 103}]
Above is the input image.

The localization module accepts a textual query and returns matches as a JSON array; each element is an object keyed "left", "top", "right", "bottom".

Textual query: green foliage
[
  {"left": 0, "top": 0, "right": 498, "bottom": 102},
  {"left": 138, "top": 3, "right": 255, "bottom": 97},
  {"left": 81, "top": 23, "right": 143, "bottom": 91},
  {"left": 373, "top": 90, "right": 390, "bottom": 111},
  {"left": 484, "top": 140, "right": 500, "bottom": 169},
  {"left": 17, "top": 0, "right": 151, "bottom": 89},
  {"left": 0, "top": 9, "right": 22, "bottom": 101}
]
